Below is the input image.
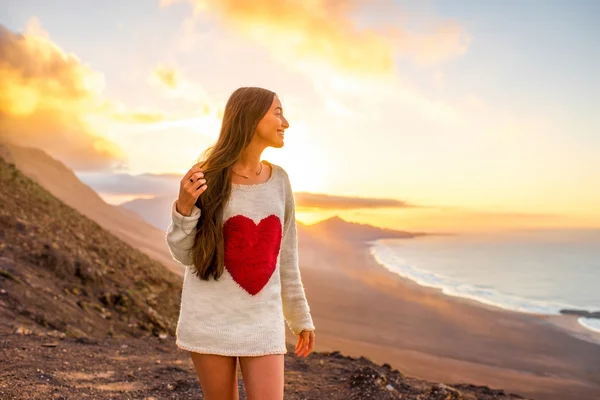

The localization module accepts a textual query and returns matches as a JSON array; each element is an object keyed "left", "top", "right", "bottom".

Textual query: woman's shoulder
[
  {"left": 264, "top": 161, "right": 293, "bottom": 197},
  {"left": 264, "top": 160, "right": 289, "bottom": 180}
]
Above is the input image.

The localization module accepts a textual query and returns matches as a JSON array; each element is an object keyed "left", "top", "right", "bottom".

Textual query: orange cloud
[
  {"left": 294, "top": 192, "right": 412, "bottom": 210},
  {"left": 109, "top": 110, "right": 172, "bottom": 124},
  {"left": 0, "top": 21, "right": 180, "bottom": 170},
  {"left": 162, "top": 0, "right": 470, "bottom": 73},
  {"left": 387, "top": 21, "right": 470, "bottom": 66},
  {"left": 152, "top": 64, "right": 181, "bottom": 89},
  {"left": 0, "top": 20, "right": 125, "bottom": 171}
]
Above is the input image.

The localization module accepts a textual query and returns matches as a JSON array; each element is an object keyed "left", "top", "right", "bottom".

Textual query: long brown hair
[{"left": 190, "top": 87, "right": 276, "bottom": 280}]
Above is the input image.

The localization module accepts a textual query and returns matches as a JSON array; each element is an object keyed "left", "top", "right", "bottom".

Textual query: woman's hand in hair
[{"left": 176, "top": 164, "right": 207, "bottom": 216}]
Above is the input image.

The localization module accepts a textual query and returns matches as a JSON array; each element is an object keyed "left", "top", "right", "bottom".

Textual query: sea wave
[{"left": 368, "top": 241, "right": 592, "bottom": 319}]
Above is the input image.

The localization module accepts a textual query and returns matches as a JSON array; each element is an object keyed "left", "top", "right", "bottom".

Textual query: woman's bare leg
[
  {"left": 238, "top": 354, "right": 284, "bottom": 400},
  {"left": 189, "top": 352, "right": 239, "bottom": 400}
]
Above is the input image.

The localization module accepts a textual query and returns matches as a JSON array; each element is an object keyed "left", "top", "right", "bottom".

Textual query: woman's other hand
[{"left": 294, "top": 330, "right": 315, "bottom": 358}]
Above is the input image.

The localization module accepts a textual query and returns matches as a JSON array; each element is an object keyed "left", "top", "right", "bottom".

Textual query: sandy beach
[{"left": 290, "top": 237, "right": 600, "bottom": 400}]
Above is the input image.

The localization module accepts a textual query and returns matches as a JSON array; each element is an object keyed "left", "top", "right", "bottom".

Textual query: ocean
[{"left": 369, "top": 228, "right": 600, "bottom": 334}]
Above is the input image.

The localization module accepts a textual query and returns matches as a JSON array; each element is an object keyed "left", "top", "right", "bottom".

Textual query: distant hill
[
  {"left": 120, "top": 196, "right": 430, "bottom": 246},
  {"left": 0, "top": 143, "right": 182, "bottom": 276},
  {"left": 306, "top": 215, "right": 428, "bottom": 244},
  {"left": 120, "top": 195, "right": 173, "bottom": 232}
]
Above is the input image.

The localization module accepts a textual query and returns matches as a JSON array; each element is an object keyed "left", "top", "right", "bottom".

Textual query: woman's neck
[{"left": 234, "top": 146, "right": 264, "bottom": 172}]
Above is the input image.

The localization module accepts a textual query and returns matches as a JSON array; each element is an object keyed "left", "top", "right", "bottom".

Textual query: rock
[
  {"left": 349, "top": 365, "right": 390, "bottom": 397},
  {"left": 15, "top": 217, "right": 28, "bottom": 232},
  {"left": 74, "top": 259, "right": 97, "bottom": 284},
  {"left": 15, "top": 326, "right": 33, "bottom": 335},
  {"left": 41, "top": 342, "right": 59, "bottom": 347},
  {"left": 74, "top": 336, "right": 99, "bottom": 345},
  {"left": 99, "top": 291, "right": 130, "bottom": 308},
  {"left": 76, "top": 299, "right": 87, "bottom": 310},
  {"left": 429, "top": 383, "right": 462, "bottom": 400},
  {"left": 47, "top": 330, "right": 67, "bottom": 339},
  {"left": 560, "top": 309, "right": 600, "bottom": 319},
  {"left": 165, "top": 379, "right": 194, "bottom": 392}
]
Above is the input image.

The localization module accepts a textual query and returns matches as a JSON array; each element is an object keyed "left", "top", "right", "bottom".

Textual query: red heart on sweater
[{"left": 223, "top": 214, "right": 282, "bottom": 296}]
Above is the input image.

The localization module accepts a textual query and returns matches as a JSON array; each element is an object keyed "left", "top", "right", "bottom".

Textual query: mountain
[
  {"left": 307, "top": 215, "right": 428, "bottom": 244},
  {"left": 0, "top": 155, "right": 529, "bottom": 400},
  {"left": 0, "top": 143, "right": 182, "bottom": 276},
  {"left": 120, "top": 195, "right": 173, "bottom": 231},
  {"left": 119, "top": 196, "right": 430, "bottom": 246}
]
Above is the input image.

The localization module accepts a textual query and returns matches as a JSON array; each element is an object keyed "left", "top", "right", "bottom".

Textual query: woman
[{"left": 166, "top": 87, "right": 316, "bottom": 400}]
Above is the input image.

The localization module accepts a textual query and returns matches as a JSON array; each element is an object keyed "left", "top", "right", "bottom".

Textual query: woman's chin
[{"left": 271, "top": 138, "right": 285, "bottom": 148}]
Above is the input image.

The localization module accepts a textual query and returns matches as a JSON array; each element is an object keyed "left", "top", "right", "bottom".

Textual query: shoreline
[
  {"left": 367, "top": 240, "right": 600, "bottom": 344},
  {"left": 296, "top": 239, "right": 600, "bottom": 400},
  {"left": 539, "top": 314, "right": 600, "bottom": 347}
]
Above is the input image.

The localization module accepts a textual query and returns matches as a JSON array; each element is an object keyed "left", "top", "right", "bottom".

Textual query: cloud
[
  {"left": 388, "top": 20, "right": 470, "bottom": 66},
  {"left": 161, "top": 0, "right": 470, "bottom": 74},
  {"left": 109, "top": 110, "right": 172, "bottom": 124},
  {"left": 0, "top": 20, "right": 126, "bottom": 171},
  {"left": 148, "top": 63, "right": 215, "bottom": 110},
  {"left": 294, "top": 192, "right": 412, "bottom": 210},
  {"left": 0, "top": 20, "right": 186, "bottom": 171},
  {"left": 152, "top": 64, "right": 181, "bottom": 89},
  {"left": 76, "top": 171, "right": 180, "bottom": 196},
  {"left": 77, "top": 171, "right": 415, "bottom": 210},
  {"left": 103, "top": 100, "right": 178, "bottom": 124}
]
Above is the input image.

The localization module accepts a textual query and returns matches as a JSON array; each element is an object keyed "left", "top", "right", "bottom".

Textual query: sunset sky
[{"left": 2, "top": 0, "right": 599, "bottom": 232}]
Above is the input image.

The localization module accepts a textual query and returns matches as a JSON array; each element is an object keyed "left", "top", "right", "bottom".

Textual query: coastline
[
  {"left": 293, "top": 238, "right": 600, "bottom": 400},
  {"left": 367, "top": 239, "right": 600, "bottom": 345},
  {"left": 540, "top": 314, "right": 600, "bottom": 347}
]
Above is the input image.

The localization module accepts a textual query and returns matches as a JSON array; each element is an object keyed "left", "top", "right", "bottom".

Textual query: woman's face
[{"left": 255, "top": 95, "right": 289, "bottom": 148}]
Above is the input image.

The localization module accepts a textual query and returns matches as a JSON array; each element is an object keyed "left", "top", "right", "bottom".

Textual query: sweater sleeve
[
  {"left": 165, "top": 200, "right": 201, "bottom": 267},
  {"left": 279, "top": 172, "right": 316, "bottom": 335}
]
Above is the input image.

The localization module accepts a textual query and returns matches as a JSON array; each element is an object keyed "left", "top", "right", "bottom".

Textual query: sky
[{"left": 2, "top": 0, "right": 599, "bottom": 232}]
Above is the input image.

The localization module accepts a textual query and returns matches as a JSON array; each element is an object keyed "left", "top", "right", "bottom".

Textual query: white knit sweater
[{"left": 166, "top": 162, "right": 315, "bottom": 356}]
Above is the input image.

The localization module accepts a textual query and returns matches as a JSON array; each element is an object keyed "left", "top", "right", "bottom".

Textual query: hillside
[
  {"left": 0, "top": 157, "right": 529, "bottom": 399},
  {"left": 0, "top": 143, "right": 183, "bottom": 276},
  {"left": 0, "top": 156, "right": 181, "bottom": 339}
]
